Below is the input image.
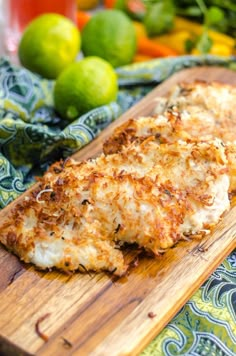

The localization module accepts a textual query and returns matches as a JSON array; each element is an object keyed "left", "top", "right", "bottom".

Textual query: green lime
[
  {"left": 18, "top": 13, "right": 80, "bottom": 79},
  {"left": 81, "top": 9, "right": 136, "bottom": 68},
  {"left": 54, "top": 56, "right": 118, "bottom": 121}
]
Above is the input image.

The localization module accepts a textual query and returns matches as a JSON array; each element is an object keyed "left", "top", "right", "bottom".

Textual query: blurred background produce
[
  {"left": 0, "top": 0, "right": 235, "bottom": 118},
  {"left": 18, "top": 13, "right": 80, "bottom": 79},
  {"left": 1, "top": 0, "right": 236, "bottom": 69},
  {"left": 101, "top": 0, "right": 236, "bottom": 59},
  {"left": 81, "top": 9, "right": 137, "bottom": 67}
]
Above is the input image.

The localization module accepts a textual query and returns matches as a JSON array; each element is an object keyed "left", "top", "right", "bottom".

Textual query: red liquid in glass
[
  {"left": 9, "top": 0, "right": 77, "bottom": 31},
  {"left": 5, "top": 0, "right": 77, "bottom": 60}
]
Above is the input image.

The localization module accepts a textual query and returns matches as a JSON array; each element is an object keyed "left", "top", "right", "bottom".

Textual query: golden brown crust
[
  {"left": 104, "top": 81, "right": 236, "bottom": 192},
  {"left": 0, "top": 138, "right": 230, "bottom": 275},
  {"left": 105, "top": 81, "right": 236, "bottom": 155},
  {"left": 156, "top": 81, "right": 236, "bottom": 143}
]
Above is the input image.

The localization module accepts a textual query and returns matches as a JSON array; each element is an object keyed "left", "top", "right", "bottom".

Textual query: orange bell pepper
[{"left": 77, "top": 11, "right": 91, "bottom": 30}]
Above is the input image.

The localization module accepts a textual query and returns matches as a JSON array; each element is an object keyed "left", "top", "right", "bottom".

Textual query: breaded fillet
[
  {"left": 103, "top": 81, "right": 236, "bottom": 192},
  {"left": 104, "top": 81, "right": 236, "bottom": 155},
  {"left": 0, "top": 138, "right": 230, "bottom": 275},
  {"left": 154, "top": 81, "right": 236, "bottom": 143},
  {"left": 103, "top": 112, "right": 190, "bottom": 155}
]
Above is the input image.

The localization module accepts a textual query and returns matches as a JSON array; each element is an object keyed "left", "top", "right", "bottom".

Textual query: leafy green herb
[
  {"left": 205, "top": 6, "right": 224, "bottom": 26},
  {"left": 196, "top": 31, "right": 213, "bottom": 53},
  {"left": 192, "top": 0, "right": 213, "bottom": 52},
  {"left": 185, "top": 38, "right": 196, "bottom": 53},
  {"left": 142, "top": 0, "right": 236, "bottom": 37},
  {"left": 174, "top": 0, "right": 236, "bottom": 37}
]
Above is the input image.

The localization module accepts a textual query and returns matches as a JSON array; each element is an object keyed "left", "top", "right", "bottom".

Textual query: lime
[
  {"left": 54, "top": 56, "right": 118, "bottom": 121},
  {"left": 81, "top": 9, "right": 136, "bottom": 67},
  {"left": 18, "top": 13, "right": 80, "bottom": 79}
]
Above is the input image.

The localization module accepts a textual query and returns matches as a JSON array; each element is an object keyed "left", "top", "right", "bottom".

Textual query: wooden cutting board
[{"left": 0, "top": 66, "right": 236, "bottom": 356}]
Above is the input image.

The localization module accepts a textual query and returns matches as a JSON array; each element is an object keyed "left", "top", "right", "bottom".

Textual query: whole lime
[
  {"left": 81, "top": 9, "right": 136, "bottom": 67},
  {"left": 18, "top": 13, "right": 80, "bottom": 79},
  {"left": 54, "top": 56, "right": 118, "bottom": 121}
]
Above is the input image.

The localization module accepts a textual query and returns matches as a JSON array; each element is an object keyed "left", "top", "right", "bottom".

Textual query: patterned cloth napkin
[{"left": 0, "top": 55, "right": 235, "bottom": 355}]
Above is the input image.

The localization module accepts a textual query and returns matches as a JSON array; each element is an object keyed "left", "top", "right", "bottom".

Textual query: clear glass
[{"left": 2, "top": 0, "right": 77, "bottom": 63}]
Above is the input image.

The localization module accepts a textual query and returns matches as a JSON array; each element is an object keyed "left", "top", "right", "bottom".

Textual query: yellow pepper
[
  {"left": 152, "top": 30, "right": 194, "bottom": 54},
  {"left": 191, "top": 43, "right": 233, "bottom": 57},
  {"left": 133, "top": 54, "right": 154, "bottom": 62},
  {"left": 133, "top": 21, "right": 147, "bottom": 38},
  {"left": 133, "top": 17, "right": 235, "bottom": 58},
  {"left": 174, "top": 16, "right": 235, "bottom": 48}
]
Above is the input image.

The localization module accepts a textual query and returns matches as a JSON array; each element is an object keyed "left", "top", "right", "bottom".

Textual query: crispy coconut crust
[{"left": 0, "top": 138, "right": 230, "bottom": 275}]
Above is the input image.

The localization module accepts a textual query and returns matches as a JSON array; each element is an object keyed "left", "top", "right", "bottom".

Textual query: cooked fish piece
[
  {"left": 104, "top": 81, "right": 236, "bottom": 155},
  {"left": 154, "top": 80, "right": 236, "bottom": 143},
  {"left": 103, "top": 112, "right": 189, "bottom": 155},
  {"left": 103, "top": 81, "right": 236, "bottom": 192},
  {"left": 0, "top": 138, "right": 230, "bottom": 275}
]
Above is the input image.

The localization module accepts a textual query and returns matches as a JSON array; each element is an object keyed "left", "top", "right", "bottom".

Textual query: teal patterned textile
[
  {"left": 142, "top": 253, "right": 236, "bottom": 355},
  {"left": 0, "top": 55, "right": 235, "bottom": 355}
]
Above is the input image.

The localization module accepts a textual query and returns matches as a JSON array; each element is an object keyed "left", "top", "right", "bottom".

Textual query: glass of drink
[{"left": 2, "top": 0, "right": 77, "bottom": 63}]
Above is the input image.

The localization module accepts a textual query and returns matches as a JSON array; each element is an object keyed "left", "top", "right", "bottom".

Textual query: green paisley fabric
[
  {"left": 142, "top": 252, "right": 236, "bottom": 356},
  {"left": 0, "top": 55, "right": 235, "bottom": 355}
]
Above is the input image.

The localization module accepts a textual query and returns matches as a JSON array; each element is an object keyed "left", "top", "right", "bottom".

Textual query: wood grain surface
[{"left": 0, "top": 66, "right": 236, "bottom": 356}]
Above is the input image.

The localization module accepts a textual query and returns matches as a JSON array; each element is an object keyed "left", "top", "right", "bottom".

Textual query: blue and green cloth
[{"left": 0, "top": 55, "right": 235, "bottom": 355}]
